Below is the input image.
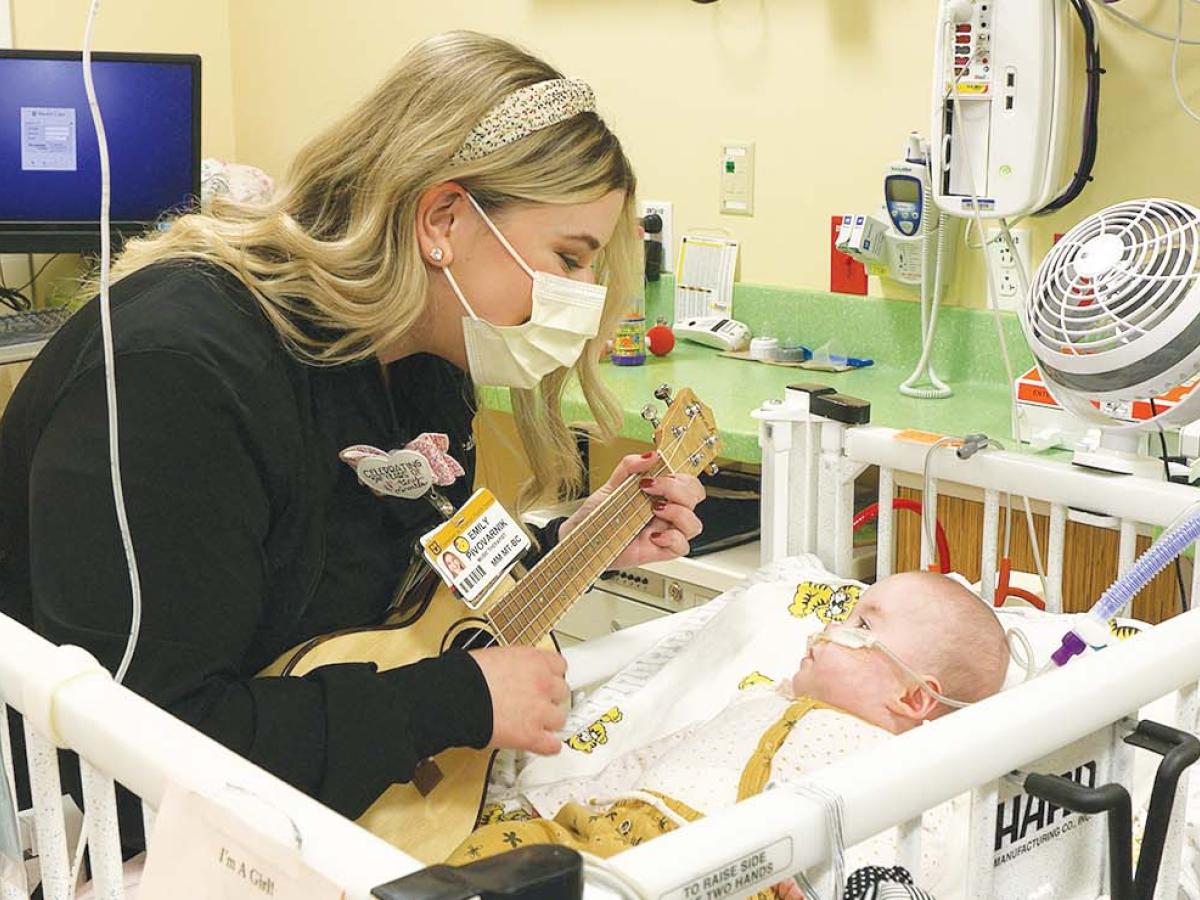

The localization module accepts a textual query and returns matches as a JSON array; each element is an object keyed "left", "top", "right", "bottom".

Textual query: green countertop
[
  {"left": 485, "top": 342, "right": 1017, "bottom": 465},
  {"left": 480, "top": 274, "right": 1037, "bottom": 464}
]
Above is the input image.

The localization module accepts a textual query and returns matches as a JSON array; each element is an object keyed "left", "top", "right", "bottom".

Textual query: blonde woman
[{"left": 0, "top": 32, "right": 703, "bottom": 849}]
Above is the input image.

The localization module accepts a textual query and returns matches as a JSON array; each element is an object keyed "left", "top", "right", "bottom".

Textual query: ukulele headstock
[{"left": 645, "top": 384, "right": 721, "bottom": 477}]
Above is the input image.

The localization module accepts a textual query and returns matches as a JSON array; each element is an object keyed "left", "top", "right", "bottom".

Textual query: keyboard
[{"left": 0, "top": 306, "right": 73, "bottom": 350}]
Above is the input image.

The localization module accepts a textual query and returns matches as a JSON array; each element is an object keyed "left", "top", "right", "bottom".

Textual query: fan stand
[{"left": 1072, "top": 427, "right": 1163, "bottom": 479}]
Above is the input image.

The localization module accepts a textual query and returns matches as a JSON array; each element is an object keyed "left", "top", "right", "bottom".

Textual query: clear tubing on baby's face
[{"left": 807, "top": 628, "right": 971, "bottom": 709}]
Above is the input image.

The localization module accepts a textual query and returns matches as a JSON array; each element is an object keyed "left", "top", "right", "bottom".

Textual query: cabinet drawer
[{"left": 554, "top": 587, "right": 670, "bottom": 643}]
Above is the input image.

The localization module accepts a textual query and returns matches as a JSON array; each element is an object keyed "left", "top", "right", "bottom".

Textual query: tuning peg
[
  {"left": 654, "top": 383, "right": 673, "bottom": 403},
  {"left": 640, "top": 404, "right": 660, "bottom": 428},
  {"left": 707, "top": 463, "right": 720, "bottom": 476}
]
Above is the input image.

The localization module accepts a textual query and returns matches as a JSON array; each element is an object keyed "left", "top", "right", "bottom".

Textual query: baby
[{"left": 450, "top": 572, "right": 1009, "bottom": 897}]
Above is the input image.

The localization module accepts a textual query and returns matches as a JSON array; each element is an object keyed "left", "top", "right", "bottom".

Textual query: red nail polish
[
  {"left": 641, "top": 451, "right": 656, "bottom": 459},
  {"left": 652, "top": 500, "right": 667, "bottom": 511},
  {"left": 640, "top": 478, "right": 655, "bottom": 489}
]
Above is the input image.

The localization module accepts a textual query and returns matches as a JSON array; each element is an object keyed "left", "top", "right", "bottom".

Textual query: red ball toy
[{"left": 646, "top": 320, "right": 675, "bottom": 357}]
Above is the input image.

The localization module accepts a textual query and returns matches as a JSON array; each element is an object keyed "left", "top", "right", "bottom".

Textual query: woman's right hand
[{"left": 469, "top": 646, "right": 569, "bottom": 755}]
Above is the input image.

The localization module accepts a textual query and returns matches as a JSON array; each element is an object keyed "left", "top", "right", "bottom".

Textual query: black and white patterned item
[{"left": 842, "top": 865, "right": 935, "bottom": 900}]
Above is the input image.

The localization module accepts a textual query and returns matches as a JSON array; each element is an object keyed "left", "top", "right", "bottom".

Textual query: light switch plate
[{"left": 720, "top": 141, "right": 755, "bottom": 216}]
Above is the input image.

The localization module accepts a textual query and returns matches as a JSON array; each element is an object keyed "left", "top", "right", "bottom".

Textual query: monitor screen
[{"left": 0, "top": 50, "right": 200, "bottom": 252}]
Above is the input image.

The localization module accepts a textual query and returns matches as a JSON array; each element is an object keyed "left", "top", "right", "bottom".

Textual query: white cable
[
  {"left": 921, "top": 437, "right": 957, "bottom": 567},
  {"left": 899, "top": 203, "right": 953, "bottom": 399},
  {"left": 68, "top": 4, "right": 146, "bottom": 895},
  {"left": 1174, "top": 0, "right": 1200, "bottom": 123},
  {"left": 81, "top": 1, "right": 143, "bottom": 686},
  {"left": 787, "top": 782, "right": 847, "bottom": 900},
  {"left": 1089, "top": 0, "right": 1200, "bottom": 44},
  {"left": 1007, "top": 626, "right": 1039, "bottom": 682},
  {"left": 946, "top": 76, "right": 1051, "bottom": 599}
]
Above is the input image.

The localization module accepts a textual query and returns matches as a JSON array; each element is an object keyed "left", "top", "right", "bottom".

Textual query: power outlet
[
  {"left": 640, "top": 200, "right": 674, "bottom": 273},
  {"left": 985, "top": 226, "right": 1032, "bottom": 312}
]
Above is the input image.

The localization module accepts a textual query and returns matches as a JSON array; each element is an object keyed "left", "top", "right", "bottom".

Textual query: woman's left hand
[{"left": 558, "top": 450, "right": 705, "bottom": 568}]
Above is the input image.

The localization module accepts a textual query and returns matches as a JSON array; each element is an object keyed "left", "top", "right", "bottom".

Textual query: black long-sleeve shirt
[{"left": 0, "top": 260, "right": 559, "bottom": 837}]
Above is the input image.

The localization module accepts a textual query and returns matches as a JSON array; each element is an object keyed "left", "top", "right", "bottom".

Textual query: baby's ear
[{"left": 886, "top": 676, "right": 942, "bottom": 723}]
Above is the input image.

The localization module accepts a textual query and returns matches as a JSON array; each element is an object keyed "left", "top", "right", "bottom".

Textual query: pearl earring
[{"left": 429, "top": 247, "right": 444, "bottom": 263}]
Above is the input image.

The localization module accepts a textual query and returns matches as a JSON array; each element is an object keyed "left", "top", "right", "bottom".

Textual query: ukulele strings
[{"left": 464, "top": 424, "right": 701, "bottom": 651}]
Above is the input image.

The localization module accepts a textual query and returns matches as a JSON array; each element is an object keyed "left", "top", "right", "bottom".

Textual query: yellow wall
[
  {"left": 224, "top": 0, "right": 1200, "bottom": 309},
  {"left": 6, "top": 2, "right": 1200, "bottom": 309}
]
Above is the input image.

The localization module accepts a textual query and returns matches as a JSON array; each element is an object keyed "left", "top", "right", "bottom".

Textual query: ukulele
[{"left": 259, "top": 385, "right": 720, "bottom": 862}]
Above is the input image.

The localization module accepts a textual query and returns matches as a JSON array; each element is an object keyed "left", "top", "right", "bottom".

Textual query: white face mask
[{"left": 441, "top": 193, "right": 608, "bottom": 389}]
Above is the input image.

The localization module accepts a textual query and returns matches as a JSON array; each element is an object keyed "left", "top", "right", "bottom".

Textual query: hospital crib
[
  {"left": 7, "top": 380, "right": 1200, "bottom": 899},
  {"left": 575, "top": 384, "right": 1200, "bottom": 899}
]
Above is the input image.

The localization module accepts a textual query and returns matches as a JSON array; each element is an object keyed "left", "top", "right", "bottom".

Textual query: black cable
[
  {"left": 1037, "top": 0, "right": 1103, "bottom": 215},
  {"left": 1150, "top": 398, "right": 1190, "bottom": 615},
  {"left": 11, "top": 254, "right": 60, "bottom": 299}
]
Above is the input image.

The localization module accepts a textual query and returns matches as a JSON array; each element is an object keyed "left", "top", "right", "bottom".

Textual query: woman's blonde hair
[{"left": 107, "top": 31, "right": 638, "bottom": 508}]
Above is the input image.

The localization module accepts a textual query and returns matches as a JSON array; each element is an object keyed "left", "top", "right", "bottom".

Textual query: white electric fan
[{"left": 1020, "top": 198, "right": 1200, "bottom": 477}]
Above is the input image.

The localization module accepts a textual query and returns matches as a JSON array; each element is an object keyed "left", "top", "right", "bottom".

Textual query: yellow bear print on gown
[
  {"left": 566, "top": 707, "right": 624, "bottom": 753},
  {"left": 788, "top": 581, "right": 861, "bottom": 623},
  {"left": 738, "top": 671, "right": 774, "bottom": 690}
]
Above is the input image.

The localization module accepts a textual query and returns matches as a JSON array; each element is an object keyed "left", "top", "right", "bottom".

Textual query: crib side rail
[
  {"left": 605, "top": 607, "right": 1200, "bottom": 897},
  {"left": 0, "top": 614, "right": 419, "bottom": 899}
]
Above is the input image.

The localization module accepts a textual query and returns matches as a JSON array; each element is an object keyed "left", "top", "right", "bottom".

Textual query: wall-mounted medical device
[
  {"left": 837, "top": 134, "right": 961, "bottom": 399},
  {"left": 930, "top": 0, "right": 1099, "bottom": 220},
  {"left": 837, "top": 136, "right": 956, "bottom": 289}
]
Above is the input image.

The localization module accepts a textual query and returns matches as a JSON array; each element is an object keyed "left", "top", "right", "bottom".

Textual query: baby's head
[{"left": 790, "top": 572, "right": 1008, "bottom": 734}]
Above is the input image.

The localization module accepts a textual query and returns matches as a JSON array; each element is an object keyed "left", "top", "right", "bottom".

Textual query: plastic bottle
[{"left": 611, "top": 296, "right": 647, "bottom": 366}]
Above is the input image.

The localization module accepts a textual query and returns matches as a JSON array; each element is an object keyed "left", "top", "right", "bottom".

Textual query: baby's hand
[{"left": 772, "top": 877, "right": 804, "bottom": 900}]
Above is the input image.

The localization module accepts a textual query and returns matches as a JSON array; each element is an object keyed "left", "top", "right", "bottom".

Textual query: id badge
[{"left": 420, "top": 488, "right": 531, "bottom": 608}]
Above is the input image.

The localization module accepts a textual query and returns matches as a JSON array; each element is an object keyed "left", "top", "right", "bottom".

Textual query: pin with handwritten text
[
  {"left": 340, "top": 433, "right": 465, "bottom": 512},
  {"left": 419, "top": 488, "right": 531, "bottom": 607}
]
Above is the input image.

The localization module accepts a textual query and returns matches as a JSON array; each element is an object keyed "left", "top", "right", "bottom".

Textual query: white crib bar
[
  {"left": 1156, "top": 681, "right": 1200, "bottom": 900},
  {"left": 1118, "top": 520, "right": 1137, "bottom": 576},
  {"left": 800, "top": 419, "right": 819, "bottom": 556},
  {"left": 0, "top": 704, "right": 15, "bottom": 823},
  {"left": 1046, "top": 503, "right": 1066, "bottom": 614},
  {"left": 895, "top": 816, "right": 922, "bottom": 883},
  {"left": 23, "top": 721, "right": 70, "bottom": 900},
  {"left": 965, "top": 782, "right": 998, "bottom": 900},
  {"left": 980, "top": 490, "right": 1000, "bottom": 604},
  {"left": 79, "top": 760, "right": 124, "bottom": 900},
  {"left": 141, "top": 801, "right": 156, "bottom": 852},
  {"left": 877, "top": 468, "right": 895, "bottom": 579},
  {"left": 1191, "top": 548, "right": 1200, "bottom": 613},
  {"left": 920, "top": 481, "right": 937, "bottom": 571},
  {"left": 758, "top": 416, "right": 793, "bottom": 565},
  {"left": 1118, "top": 520, "right": 1138, "bottom": 616},
  {"left": 1105, "top": 722, "right": 1134, "bottom": 899}
]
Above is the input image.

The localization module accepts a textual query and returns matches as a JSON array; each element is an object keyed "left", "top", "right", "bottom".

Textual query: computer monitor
[{"left": 0, "top": 50, "right": 201, "bottom": 254}]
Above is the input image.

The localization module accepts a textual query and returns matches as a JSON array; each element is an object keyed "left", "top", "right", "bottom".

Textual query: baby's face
[{"left": 790, "top": 582, "right": 933, "bottom": 717}]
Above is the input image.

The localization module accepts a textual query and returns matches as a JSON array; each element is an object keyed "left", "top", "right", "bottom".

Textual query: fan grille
[{"left": 1025, "top": 199, "right": 1200, "bottom": 365}]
